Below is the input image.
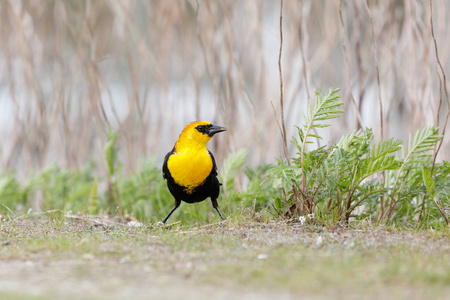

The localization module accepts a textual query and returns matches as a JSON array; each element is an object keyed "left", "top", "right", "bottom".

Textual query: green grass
[{"left": 0, "top": 150, "right": 255, "bottom": 225}]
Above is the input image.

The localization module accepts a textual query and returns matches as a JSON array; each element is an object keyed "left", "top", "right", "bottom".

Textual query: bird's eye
[{"left": 197, "top": 125, "right": 205, "bottom": 132}]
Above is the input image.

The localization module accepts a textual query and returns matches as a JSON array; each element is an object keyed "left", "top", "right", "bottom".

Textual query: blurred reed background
[{"left": 0, "top": 0, "right": 449, "bottom": 179}]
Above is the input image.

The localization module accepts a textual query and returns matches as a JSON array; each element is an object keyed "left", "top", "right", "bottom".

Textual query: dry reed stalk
[
  {"left": 0, "top": 0, "right": 449, "bottom": 182},
  {"left": 278, "top": 0, "right": 290, "bottom": 165},
  {"left": 429, "top": 0, "right": 450, "bottom": 171},
  {"left": 364, "top": 0, "right": 384, "bottom": 141}
]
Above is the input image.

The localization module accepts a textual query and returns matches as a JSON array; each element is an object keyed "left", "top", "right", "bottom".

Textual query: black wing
[
  {"left": 162, "top": 148, "right": 175, "bottom": 180},
  {"left": 208, "top": 150, "right": 219, "bottom": 177}
]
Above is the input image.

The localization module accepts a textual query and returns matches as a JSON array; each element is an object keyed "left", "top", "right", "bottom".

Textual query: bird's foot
[{"left": 156, "top": 221, "right": 181, "bottom": 228}]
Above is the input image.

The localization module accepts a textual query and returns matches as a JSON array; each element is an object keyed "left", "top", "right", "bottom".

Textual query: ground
[{"left": 1, "top": 213, "right": 450, "bottom": 300}]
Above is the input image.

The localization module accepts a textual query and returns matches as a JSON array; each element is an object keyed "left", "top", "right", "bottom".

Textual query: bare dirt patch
[{"left": 1, "top": 216, "right": 450, "bottom": 300}]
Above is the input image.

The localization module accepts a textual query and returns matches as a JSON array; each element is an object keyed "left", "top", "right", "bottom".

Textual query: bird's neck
[{"left": 174, "top": 136, "right": 209, "bottom": 154}]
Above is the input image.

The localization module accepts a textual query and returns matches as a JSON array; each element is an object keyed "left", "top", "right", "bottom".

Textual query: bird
[{"left": 161, "top": 121, "right": 227, "bottom": 224}]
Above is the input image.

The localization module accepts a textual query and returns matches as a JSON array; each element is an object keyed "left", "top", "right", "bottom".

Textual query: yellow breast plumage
[{"left": 167, "top": 148, "right": 213, "bottom": 194}]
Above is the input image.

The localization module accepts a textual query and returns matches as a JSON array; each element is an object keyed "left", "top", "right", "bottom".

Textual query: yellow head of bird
[{"left": 175, "top": 121, "right": 227, "bottom": 151}]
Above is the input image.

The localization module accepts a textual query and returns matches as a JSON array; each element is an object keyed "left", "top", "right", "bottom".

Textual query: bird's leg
[
  {"left": 215, "top": 207, "right": 225, "bottom": 220},
  {"left": 161, "top": 199, "right": 181, "bottom": 224},
  {"left": 211, "top": 198, "right": 225, "bottom": 220}
]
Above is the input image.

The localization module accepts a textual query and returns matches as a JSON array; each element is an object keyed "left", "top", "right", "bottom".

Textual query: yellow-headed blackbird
[{"left": 161, "top": 121, "right": 227, "bottom": 224}]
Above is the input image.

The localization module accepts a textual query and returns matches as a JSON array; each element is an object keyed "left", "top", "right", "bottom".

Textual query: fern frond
[
  {"left": 368, "top": 138, "right": 402, "bottom": 160},
  {"left": 390, "top": 126, "right": 443, "bottom": 201},
  {"left": 401, "top": 127, "right": 442, "bottom": 173},
  {"left": 300, "top": 88, "right": 343, "bottom": 174},
  {"left": 302, "top": 89, "right": 343, "bottom": 135},
  {"left": 406, "top": 127, "right": 442, "bottom": 167},
  {"left": 333, "top": 128, "right": 374, "bottom": 159},
  {"left": 358, "top": 155, "right": 399, "bottom": 181},
  {"left": 421, "top": 167, "right": 436, "bottom": 196}
]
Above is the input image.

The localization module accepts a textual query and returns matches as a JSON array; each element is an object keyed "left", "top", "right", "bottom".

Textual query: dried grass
[{"left": 0, "top": 0, "right": 449, "bottom": 178}]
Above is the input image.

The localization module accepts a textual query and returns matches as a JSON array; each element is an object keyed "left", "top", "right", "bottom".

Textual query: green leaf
[
  {"left": 104, "top": 130, "right": 120, "bottom": 176},
  {"left": 421, "top": 167, "right": 435, "bottom": 196},
  {"left": 88, "top": 177, "right": 99, "bottom": 215},
  {"left": 220, "top": 149, "right": 249, "bottom": 193}
]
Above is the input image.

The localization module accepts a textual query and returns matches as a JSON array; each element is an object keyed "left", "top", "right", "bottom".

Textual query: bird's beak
[{"left": 208, "top": 124, "right": 227, "bottom": 137}]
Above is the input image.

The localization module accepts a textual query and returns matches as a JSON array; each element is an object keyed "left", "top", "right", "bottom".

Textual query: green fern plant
[
  {"left": 383, "top": 127, "right": 443, "bottom": 221},
  {"left": 270, "top": 88, "right": 343, "bottom": 218},
  {"left": 418, "top": 163, "right": 449, "bottom": 226},
  {"left": 297, "top": 88, "right": 343, "bottom": 191},
  {"left": 336, "top": 131, "right": 401, "bottom": 222},
  {"left": 268, "top": 88, "right": 448, "bottom": 227}
]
